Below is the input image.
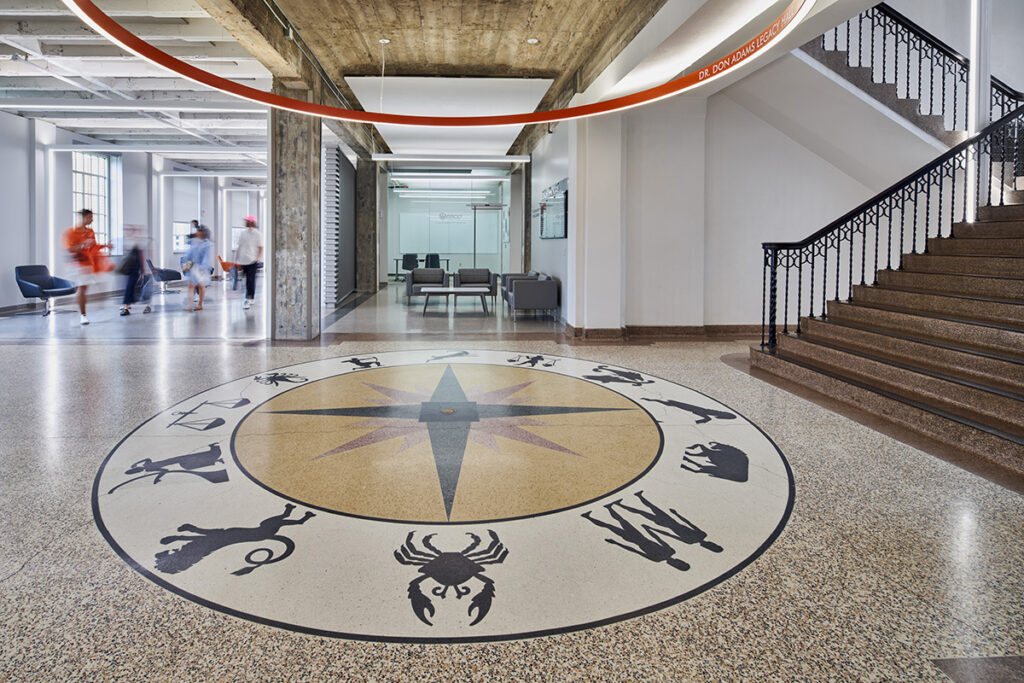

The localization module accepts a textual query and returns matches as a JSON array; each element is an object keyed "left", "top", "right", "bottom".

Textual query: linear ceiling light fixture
[{"left": 60, "top": 0, "right": 813, "bottom": 127}]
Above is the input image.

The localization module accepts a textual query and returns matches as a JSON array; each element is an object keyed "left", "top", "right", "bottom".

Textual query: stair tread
[
  {"left": 784, "top": 333, "right": 1024, "bottom": 402},
  {"left": 805, "top": 318, "right": 1024, "bottom": 367},
  {"left": 840, "top": 301, "right": 1024, "bottom": 333},
  {"left": 863, "top": 283, "right": 1024, "bottom": 306},
  {"left": 759, "top": 349, "right": 1024, "bottom": 447},
  {"left": 890, "top": 270, "right": 1024, "bottom": 282}
]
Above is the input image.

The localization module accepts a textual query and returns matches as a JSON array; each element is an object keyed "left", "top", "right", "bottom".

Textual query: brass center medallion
[{"left": 233, "top": 364, "right": 661, "bottom": 523}]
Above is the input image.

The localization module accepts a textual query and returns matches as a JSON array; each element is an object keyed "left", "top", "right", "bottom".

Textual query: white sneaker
[
  {"left": 243, "top": 299, "right": 252, "bottom": 310},
  {"left": 80, "top": 315, "right": 89, "bottom": 325}
]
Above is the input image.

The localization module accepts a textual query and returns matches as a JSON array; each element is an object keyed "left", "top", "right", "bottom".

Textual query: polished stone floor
[{"left": 1, "top": 316, "right": 1021, "bottom": 679}]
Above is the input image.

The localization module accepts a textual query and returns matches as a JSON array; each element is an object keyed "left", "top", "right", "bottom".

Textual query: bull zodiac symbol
[
  {"left": 682, "top": 442, "right": 749, "bottom": 483},
  {"left": 394, "top": 530, "right": 508, "bottom": 626}
]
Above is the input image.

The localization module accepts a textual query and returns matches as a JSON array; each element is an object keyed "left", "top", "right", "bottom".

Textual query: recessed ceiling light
[
  {"left": 526, "top": 38, "right": 539, "bottom": 45},
  {"left": 379, "top": 38, "right": 391, "bottom": 44}
]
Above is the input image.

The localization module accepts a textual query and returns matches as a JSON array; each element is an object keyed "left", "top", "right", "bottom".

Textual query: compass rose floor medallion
[{"left": 94, "top": 350, "right": 793, "bottom": 642}]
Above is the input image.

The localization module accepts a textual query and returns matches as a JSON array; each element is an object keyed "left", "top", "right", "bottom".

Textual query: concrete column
[
  {"left": 566, "top": 114, "right": 626, "bottom": 337},
  {"left": 269, "top": 80, "right": 321, "bottom": 341},
  {"left": 355, "top": 158, "right": 379, "bottom": 292}
]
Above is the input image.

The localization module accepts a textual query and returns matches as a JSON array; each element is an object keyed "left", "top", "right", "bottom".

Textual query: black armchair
[
  {"left": 14, "top": 265, "right": 77, "bottom": 315},
  {"left": 146, "top": 259, "right": 183, "bottom": 295}
]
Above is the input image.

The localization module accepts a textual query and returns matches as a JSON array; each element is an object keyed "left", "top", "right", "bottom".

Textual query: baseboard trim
[{"left": 563, "top": 324, "right": 761, "bottom": 341}]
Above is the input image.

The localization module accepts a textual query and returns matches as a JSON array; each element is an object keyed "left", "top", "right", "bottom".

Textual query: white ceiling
[{"left": 346, "top": 76, "right": 551, "bottom": 156}]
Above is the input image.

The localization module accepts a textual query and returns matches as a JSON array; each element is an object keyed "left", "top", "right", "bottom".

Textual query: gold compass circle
[{"left": 232, "top": 364, "right": 662, "bottom": 523}]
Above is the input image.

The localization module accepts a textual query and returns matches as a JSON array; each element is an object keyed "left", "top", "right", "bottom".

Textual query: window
[
  {"left": 172, "top": 221, "right": 193, "bottom": 253},
  {"left": 72, "top": 151, "right": 122, "bottom": 255}
]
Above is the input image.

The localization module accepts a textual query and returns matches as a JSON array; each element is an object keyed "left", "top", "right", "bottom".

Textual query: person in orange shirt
[{"left": 63, "top": 208, "right": 112, "bottom": 325}]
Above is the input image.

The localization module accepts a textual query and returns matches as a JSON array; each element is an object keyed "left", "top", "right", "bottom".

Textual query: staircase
[{"left": 751, "top": 203, "right": 1024, "bottom": 472}]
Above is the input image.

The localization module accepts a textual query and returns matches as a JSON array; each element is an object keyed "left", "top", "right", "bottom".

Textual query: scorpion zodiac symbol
[
  {"left": 253, "top": 372, "right": 308, "bottom": 387},
  {"left": 394, "top": 530, "right": 508, "bottom": 626}
]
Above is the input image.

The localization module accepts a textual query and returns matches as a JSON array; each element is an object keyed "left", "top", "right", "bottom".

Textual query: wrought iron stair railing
[
  {"left": 760, "top": 104, "right": 1024, "bottom": 351},
  {"left": 819, "top": 3, "right": 1024, "bottom": 132}
]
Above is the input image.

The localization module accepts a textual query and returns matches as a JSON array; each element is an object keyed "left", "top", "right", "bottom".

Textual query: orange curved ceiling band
[{"left": 62, "top": 0, "right": 812, "bottom": 127}]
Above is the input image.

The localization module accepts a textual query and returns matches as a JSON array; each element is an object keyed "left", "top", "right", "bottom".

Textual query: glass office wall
[{"left": 386, "top": 172, "right": 510, "bottom": 278}]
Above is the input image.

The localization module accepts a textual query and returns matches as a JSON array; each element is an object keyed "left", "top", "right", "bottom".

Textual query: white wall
[{"left": 623, "top": 96, "right": 708, "bottom": 327}]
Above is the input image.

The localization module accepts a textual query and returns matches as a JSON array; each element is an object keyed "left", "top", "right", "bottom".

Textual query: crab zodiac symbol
[{"left": 394, "top": 530, "right": 508, "bottom": 626}]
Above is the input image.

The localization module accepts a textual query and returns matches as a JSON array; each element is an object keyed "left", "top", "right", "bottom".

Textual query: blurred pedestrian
[
  {"left": 234, "top": 215, "right": 263, "bottom": 310},
  {"left": 118, "top": 224, "right": 150, "bottom": 316},
  {"left": 181, "top": 226, "right": 213, "bottom": 312},
  {"left": 63, "top": 208, "right": 112, "bottom": 325}
]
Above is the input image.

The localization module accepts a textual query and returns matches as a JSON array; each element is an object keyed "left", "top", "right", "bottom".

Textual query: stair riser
[
  {"left": 979, "top": 204, "right": 1024, "bottom": 221},
  {"left": 926, "top": 237, "right": 1024, "bottom": 257},
  {"left": 778, "top": 336, "right": 1024, "bottom": 438},
  {"left": 826, "top": 301, "right": 1024, "bottom": 359},
  {"left": 876, "top": 270, "right": 1024, "bottom": 301},
  {"left": 750, "top": 349, "right": 1024, "bottom": 470},
  {"left": 901, "top": 254, "right": 1024, "bottom": 277},
  {"left": 801, "top": 318, "right": 1024, "bottom": 393},
  {"left": 952, "top": 221, "right": 1024, "bottom": 239},
  {"left": 851, "top": 285, "right": 1024, "bottom": 326}
]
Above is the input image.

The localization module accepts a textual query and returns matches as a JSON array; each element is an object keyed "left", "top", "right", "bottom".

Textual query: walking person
[
  {"left": 234, "top": 215, "right": 263, "bottom": 310},
  {"left": 63, "top": 208, "right": 112, "bottom": 325},
  {"left": 118, "top": 224, "right": 150, "bottom": 316},
  {"left": 181, "top": 226, "right": 213, "bottom": 312}
]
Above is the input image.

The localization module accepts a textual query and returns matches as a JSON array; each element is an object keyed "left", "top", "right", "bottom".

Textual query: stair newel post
[
  {"left": 847, "top": 221, "right": 855, "bottom": 301},
  {"left": 796, "top": 259, "right": 803, "bottom": 335},
  {"left": 998, "top": 126, "right": 1007, "bottom": 206},
  {"left": 911, "top": 179, "right": 921, "bottom": 253},
  {"left": 821, "top": 243, "right": 828, "bottom": 317},
  {"left": 761, "top": 250, "right": 768, "bottom": 348},
  {"left": 897, "top": 191, "right": 906, "bottom": 269},
  {"left": 923, "top": 183, "right": 932, "bottom": 252},
  {"left": 859, "top": 216, "right": 867, "bottom": 288},
  {"left": 783, "top": 263, "right": 791, "bottom": 334},
  {"left": 871, "top": 206, "right": 880, "bottom": 284},
  {"left": 835, "top": 231, "right": 842, "bottom": 302},
  {"left": 937, "top": 170, "right": 945, "bottom": 239},
  {"left": 885, "top": 200, "right": 894, "bottom": 269},
  {"left": 809, "top": 248, "right": 816, "bottom": 319},
  {"left": 767, "top": 248, "right": 778, "bottom": 349},
  {"left": 960, "top": 151, "right": 969, "bottom": 224}
]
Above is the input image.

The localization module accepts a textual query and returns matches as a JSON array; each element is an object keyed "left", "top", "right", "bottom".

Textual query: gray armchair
[
  {"left": 507, "top": 274, "right": 559, "bottom": 319},
  {"left": 453, "top": 268, "right": 498, "bottom": 304},
  {"left": 405, "top": 268, "right": 449, "bottom": 304},
  {"left": 500, "top": 272, "right": 539, "bottom": 307}
]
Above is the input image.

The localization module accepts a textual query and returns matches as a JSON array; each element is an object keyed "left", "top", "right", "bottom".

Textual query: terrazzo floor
[{"left": 2, "top": 335, "right": 1022, "bottom": 680}]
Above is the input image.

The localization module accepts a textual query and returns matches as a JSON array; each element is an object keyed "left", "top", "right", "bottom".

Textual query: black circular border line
[
  {"left": 92, "top": 349, "right": 796, "bottom": 644},
  {"left": 227, "top": 362, "right": 667, "bottom": 525}
]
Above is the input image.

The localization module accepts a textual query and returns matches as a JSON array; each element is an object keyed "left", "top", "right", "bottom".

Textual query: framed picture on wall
[
  {"left": 172, "top": 221, "right": 192, "bottom": 253},
  {"left": 539, "top": 178, "right": 568, "bottom": 239}
]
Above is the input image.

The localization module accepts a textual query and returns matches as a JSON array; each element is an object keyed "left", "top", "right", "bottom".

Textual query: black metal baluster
[
  {"left": 847, "top": 224, "right": 855, "bottom": 301},
  {"left": 1000, "top": 127, "right": 1007, "bottom": 205},
  {"left": 796, "top": 261, "right": 803, "bottom": 335},
  {"left": 872, "top": 209, "right": 880, "bottom": 284},
  {"left": 885, "top": 203, "right": 893, "bottom": 269},
  {"left": 835, "top": 233, "right": 842, "bottom": 301},
  {"left": 912, "top": 180, "right": 920, "bottom": 253},
  {"left": 937, "top": 172, "right": 945, "bottom": 238},
  {"left": 924, "top": 182, "right": 932, "bottom": 249},
  {"left": 950, "top": 170, "right": 959, "bottom": 236},
  {"left": 983, "top": 139, "right": 992, "bottom": 207},
  {"left": 809, "top": 253, "right": 816, "bottom": 319},
  {"left": 860, "top": 216, "right": 867, "bottom": 286},
  {"left": 870, "top": 12, "right": 877, "bottom": 82},
  {"left": 941, "top": 60, "right": 948, "bottom": 128},
  {"left": 897, "top": 192, "right": 906, "bottom": 269},
  {"left": 821, "top": 244, "right": 828, "bottom": 317},
  {"left": 961, "top": 152, "right": 969, "bottom": 223},
  {"left": 858, "top": 12, "right": 864, "bottom": 67},
  {"left": 783, "top": 264, "right": 790, "bottom": 335}
]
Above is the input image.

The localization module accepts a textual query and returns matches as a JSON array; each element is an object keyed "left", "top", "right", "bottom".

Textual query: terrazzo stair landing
[{"left": 751, "top": 204, "right": 1024, "bottom": 474}]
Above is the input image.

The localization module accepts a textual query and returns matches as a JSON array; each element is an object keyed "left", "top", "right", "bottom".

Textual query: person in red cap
[{"left": 234, "top": 215, "right": 263, "bottom": 310}]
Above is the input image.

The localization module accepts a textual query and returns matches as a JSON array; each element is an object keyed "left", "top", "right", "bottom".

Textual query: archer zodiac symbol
[
  {"left": 426, "top": 351, "right": 472, "bottom": 363},
  {"left": 167, "top": 398, "right": 252, "bottom": 431},
  {"left": 583, "top": 365, "right": 655, "bottom": 386},
  {"left": 154, "top": 504, "right": 315, "bottom": 576},
  {"left": 642, "top": 398, "right": 737, "bottom": 424},
  {"left": 342, "top": 356, "right": 381, "bottom": 369},
  {"left": 506, "top": 354, "right": 559, "bottom": 368},
  {"left": 394, "top": 530, "right": 508, "bottom": 626},
  {"left": 107, "top": 442, "right": 227, "bottom": 494},
  {"left": 254, "top": 372, "right": 308, "bottom": 387},
  {"left": 682, "top": 442, "right": 749, "bottom": 483}
]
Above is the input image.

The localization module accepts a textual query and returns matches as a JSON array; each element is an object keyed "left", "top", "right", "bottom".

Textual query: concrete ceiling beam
[
  {"left": 0, "top": 18, "right": 236, "bottom": 42},
  {"left": 193, "top": 0, "right": 386, "bottom": 157},
  {"left": 1, "top": 41, "right": 258, "bottom": 60}
]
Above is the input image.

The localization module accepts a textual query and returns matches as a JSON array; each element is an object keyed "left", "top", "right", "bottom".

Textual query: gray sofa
[
  {"left": 504, "top": 272, "right": 560, "bottom": 319},
  {"left": 405, "top": 268, "right": 449, "bottom": 304}
]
